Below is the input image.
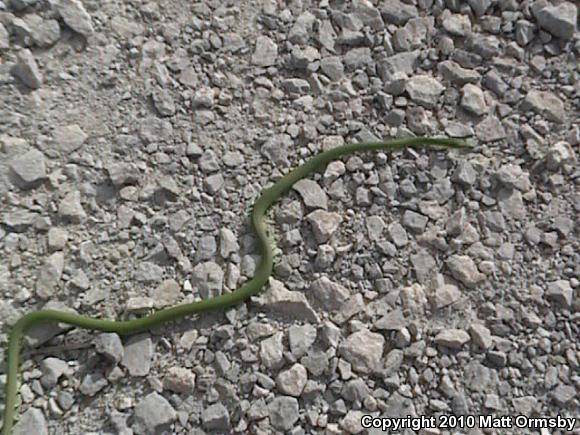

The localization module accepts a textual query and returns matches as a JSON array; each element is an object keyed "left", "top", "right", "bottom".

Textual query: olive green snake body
[{"left": 1, "top": 137, "right": 468, "bottom": 434}]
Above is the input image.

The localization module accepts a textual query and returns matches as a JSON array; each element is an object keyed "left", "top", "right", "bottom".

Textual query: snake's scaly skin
[{"left": 1, "top": 137, "right": 468, "bottom": 434}]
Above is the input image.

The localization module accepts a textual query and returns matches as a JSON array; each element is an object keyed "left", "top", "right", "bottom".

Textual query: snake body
[{"left": 1, "top": 137, "right": 467, "bottom": 434}]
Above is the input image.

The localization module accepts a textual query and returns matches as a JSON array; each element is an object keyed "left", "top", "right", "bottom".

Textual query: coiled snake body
[{"left": 1, "top": 137, "right": 467, "bottom": 434}]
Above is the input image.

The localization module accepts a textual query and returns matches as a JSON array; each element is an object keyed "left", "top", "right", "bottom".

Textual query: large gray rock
[
  {"left": 256, "top": 278, "right": 319, "bottom": 322},
  {"left": 132, "top": 392, "right": 176, "bottom": 434},
  {"left": 58, "top": 190, "right": 86, "bottom": 223},
  {"left": 9, "top": 149, "right": 46, "bottom": 189},
  {"left": 405, "top": 75, "right": 445, "bottom": 108},
  {"left": 252, "top": 35, "right": 277, "bottom": 66},
  {"left": 121, "top": 333, "right": 153, "bottom": 376},
  {"left": 339, "top": 329, "right": 385, "bottom": 374},
  {"left": 11, "top": 49, "right": 42, "bottom": 89},
  {"left": 521, "top": 90, "right": 565, "bottom": 124},
  {"left": 12, "top": 408, "right": 48, "bottom": 435},
  {"left": 268, "top": 396, "right": 300, "bottom": 431},
  {"left": 535, "top": 2, "right": 577, "bottom": 40},
  {"left": 293, "top": 179, "right": 328, "bottom": 210},
  {"left": 55, "top": 0, "right": 94, "bottom": 36},
  {"left": 201, "top": 403, "right": 230, "bottom": 431},
  {"left": 381, "top": 0, "right": 418, "bottom": 25}
]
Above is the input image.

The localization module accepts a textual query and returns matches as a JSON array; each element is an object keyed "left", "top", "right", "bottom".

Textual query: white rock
[{"left": 339, "top": 329, "right": 385, "bottom": 374}]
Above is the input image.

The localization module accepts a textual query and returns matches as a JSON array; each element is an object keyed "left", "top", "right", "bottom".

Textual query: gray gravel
[{"left": 0, "top": 1, "right": 579, "bottom": 435}]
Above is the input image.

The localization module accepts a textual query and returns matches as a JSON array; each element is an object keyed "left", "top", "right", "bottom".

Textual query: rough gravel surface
[{"left": 0, "top": 1, "right": 578, "bottom": 435}]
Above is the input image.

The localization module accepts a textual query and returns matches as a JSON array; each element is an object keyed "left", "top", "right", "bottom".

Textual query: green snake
[{"left": 1, "top": 137, "right": 468, "bottom": 434}]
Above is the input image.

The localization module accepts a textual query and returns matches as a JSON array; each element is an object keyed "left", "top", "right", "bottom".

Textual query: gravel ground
[{"left": 0, "top": 0, "right": 579, "bottom": 434}]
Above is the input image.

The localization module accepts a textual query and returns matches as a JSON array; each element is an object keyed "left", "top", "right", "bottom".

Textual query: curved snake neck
[{"left": 1, "top": 137, "right": 468, "bottom": 434}]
